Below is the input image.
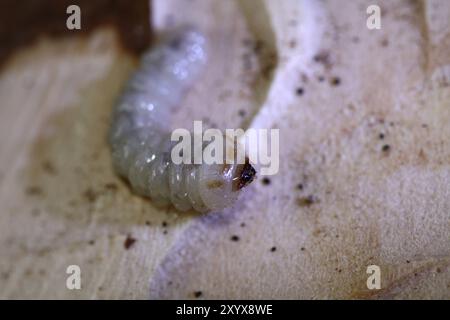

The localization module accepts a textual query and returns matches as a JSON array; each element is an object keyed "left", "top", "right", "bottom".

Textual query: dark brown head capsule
[{"left": 232, "top": 158, "right": 256, "bottom": 191}]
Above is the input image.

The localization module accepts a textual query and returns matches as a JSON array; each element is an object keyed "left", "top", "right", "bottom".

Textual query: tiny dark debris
[
  {"left": 238, "top": 109, "right": 246, "bottom": 117},
  {"left": 145, "top": 221, "right": 151, "bottom": 226},
  {"left": 162, "top": 221, "right": 168, "bottom": 228},
  {"left": 297, "top": 195, "right": 319, "bottom": 207},
  {"left": 270, "top": 247, "right": 277, "bottom": 252},
  {"left": 313, "top": 51, "right": 331, "bottom": 68},
  {"left": 301, "top": 247, "right": 305, "bottom": 251},
  {"left": 297, "top": 183, "right": 304, "bottom": 190},
  {"left": 124, "top": 235, "right": 136, "bottom": 250},
  {"left": 379, "top": 133, "right": 385, "bottom": 140},
  {"left": 382, "top": 144, "right": 391, "bottom": 153},
  {"left": 330, "top": 77, "right": 341, "bottom": 86},
  {"left": 295, "top": 87, "right": 304, "bottom": 96},
  {"left": 194, "top": 291, "right": 202, "bottom": 298},
  {"left": 240, "top": 222, "right": 246, "bottom": 228},
  {"left": 261, "top": 177, "right": 271, "bottom": 185},
  {"left": 230, "top": 235, "right": 240, "bottom": 242},
  {"left": 88, "top": 240, "right": 95, "bottom": 245}
]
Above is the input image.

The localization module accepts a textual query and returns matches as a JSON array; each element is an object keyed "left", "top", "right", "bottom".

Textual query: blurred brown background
[{"left": 0, "top": 0, "right": 150, "bottom": 68}]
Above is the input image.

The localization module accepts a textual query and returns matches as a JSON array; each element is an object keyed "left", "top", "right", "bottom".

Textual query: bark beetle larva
[{"left": 108, "top": 28, "right": 256, "bottom": 213}]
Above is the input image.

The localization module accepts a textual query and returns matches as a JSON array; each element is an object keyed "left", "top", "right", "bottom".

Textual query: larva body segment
[{"left": 109, "top": 28, "right": 256, "bottom": 213}]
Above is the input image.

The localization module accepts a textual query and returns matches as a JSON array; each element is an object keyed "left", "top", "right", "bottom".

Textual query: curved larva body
[{"left": 109, "top": 28, "right": 256, "bottom": 213}]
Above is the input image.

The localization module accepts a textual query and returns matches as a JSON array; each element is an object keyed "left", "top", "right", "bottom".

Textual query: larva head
[{"left": 197, "top": 159, "right": 256, "bottom": 212}]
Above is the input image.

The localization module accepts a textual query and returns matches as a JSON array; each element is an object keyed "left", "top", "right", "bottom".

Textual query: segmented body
[{"left": 109, "top": 28, "right": 255, "bottom": 212}]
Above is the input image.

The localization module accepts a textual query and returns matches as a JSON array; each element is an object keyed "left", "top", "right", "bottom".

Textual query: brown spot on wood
[
  {"left": 313, "top": 51, "right": 332, "bottom": 69},
  {"left": 297, "top": 195, "right": 319, "bottom": 207},
  {"left": 83, "top": 188, "right": 97, "bottom": 203},
  {"left": 25, "top": 186, "right": 43, "bottom": 196},
  {"left": 104, "top": 183, "right": 118, "bottom": 191},
  {"left": 124, "top": 234, "right": 136, "bottom": 250},
  {"left": 42, "top": 160, "right": 56, "bottom": 175},
  {"left": 418, "top": 149, "right": 427, "bottom": 163},
  {"left": 382, "top": 144, "right": 391, "bottom": 153},
  {"left": 330, "top": 77, "right": 341, "bottom": 86}
]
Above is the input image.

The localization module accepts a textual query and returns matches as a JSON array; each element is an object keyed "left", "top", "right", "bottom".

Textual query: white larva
[{"left": 109, "top": 28, "right": 256, "bottom": 213}]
